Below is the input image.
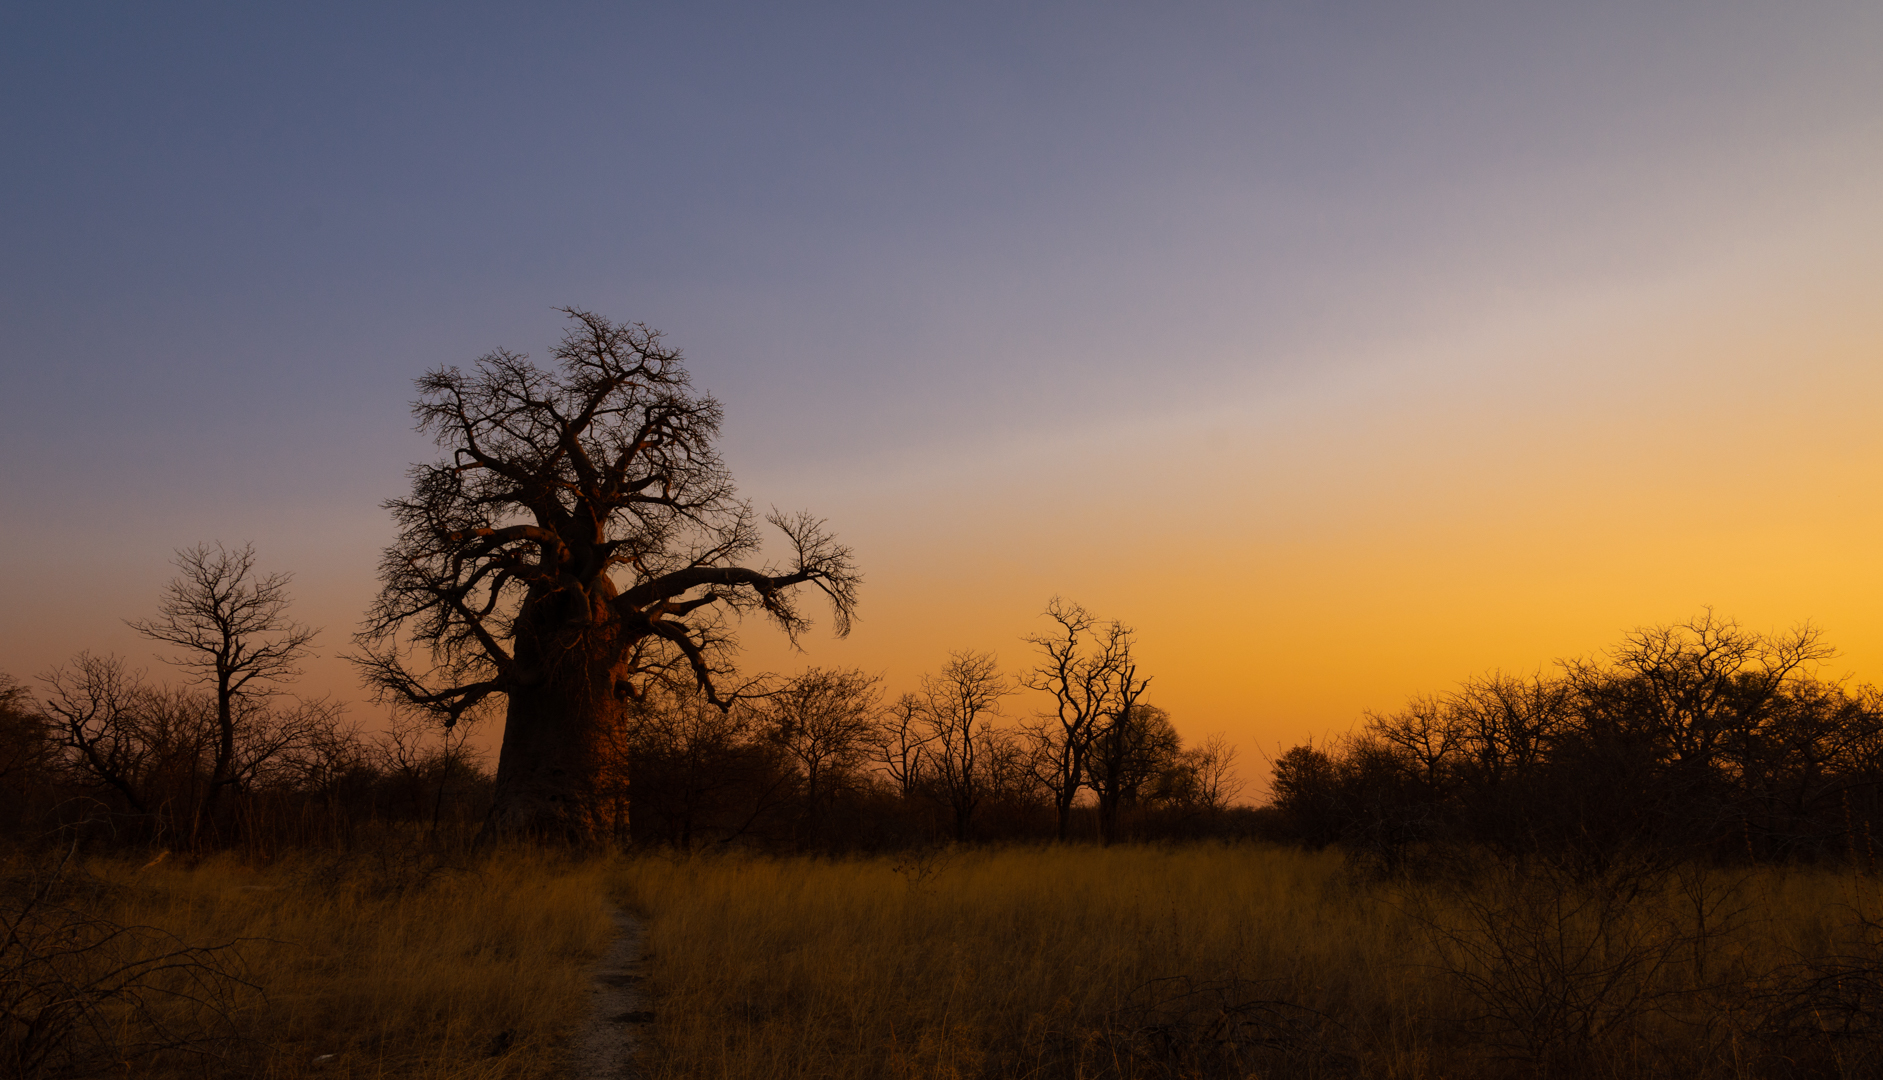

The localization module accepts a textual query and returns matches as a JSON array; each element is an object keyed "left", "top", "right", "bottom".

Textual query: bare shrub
[
  {"left": 1419, "top": 858, "right": 1690, "bottom": 1074},
  {"left": 1751, "top": 903, "right": 1883, "bottom": 1075},
  {"left": 0, "top": 851, "right": 253, "bottom": 1078}
]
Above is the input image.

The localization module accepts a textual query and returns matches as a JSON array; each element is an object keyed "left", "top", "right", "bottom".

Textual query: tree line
[
  {"left": 0, "top": 543, "right": 489, "bottom": 851},
  {"left": 1267, "top": 612, "right": 1883, "bottom": 871},
  {"left": 628, "top": 599, "right": 1245, "bottom": 851},
  {"left": 338, "top": 307, "right": 1249, "bottom": 844},
  {"left": 0, "top": 659, "right": 488, "bottom": 852},
  {"left": 1, "top": 543, "right": 1245, "bottom": 852}
]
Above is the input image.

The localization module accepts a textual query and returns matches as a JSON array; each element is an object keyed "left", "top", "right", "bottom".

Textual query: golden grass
[
  {"left": 8, "top": 842, "right": 615, "bottom": 1078},
  {"left": 611, "top": 845, "right": 1883, "bottom": 1080},
  {"left": 15, "top": 841, "right": 1883, "bottom": 1078},
  {"left": 613, "top": 845, "right": 1394, "bottom": 1078}
]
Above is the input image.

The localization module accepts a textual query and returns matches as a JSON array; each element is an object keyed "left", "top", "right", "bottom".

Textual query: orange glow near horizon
[
  {"left": 7, "top": 3, "right": 1883, "bottom": 813},
  {"left": 5, "top": 190, "right": 1880, "bottom": 811},
  {"left": 729, "top": 244, "right": 1883, "bottom": 796},
  {"left": 10, "top": 254, "right": 1878, "bottom": 808}
]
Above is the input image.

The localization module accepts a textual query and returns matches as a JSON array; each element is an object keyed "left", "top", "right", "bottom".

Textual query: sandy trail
[{"left": 566, "top": 905, "right": 651, "bottom": 1079}]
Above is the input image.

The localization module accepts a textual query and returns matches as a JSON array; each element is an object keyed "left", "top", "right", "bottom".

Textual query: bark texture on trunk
[{"left": 486, "top": 641, "right": 633, "bottom": 842}]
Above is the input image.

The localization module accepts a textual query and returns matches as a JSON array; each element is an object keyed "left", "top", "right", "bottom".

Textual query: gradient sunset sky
[{"left": 4, "top": 2, "right": 1880, "bottom": 786}]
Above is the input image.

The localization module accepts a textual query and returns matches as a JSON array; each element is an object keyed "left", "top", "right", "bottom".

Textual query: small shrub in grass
[{"left": 1, "top": 850, "right": 254, "bottom": 1079}]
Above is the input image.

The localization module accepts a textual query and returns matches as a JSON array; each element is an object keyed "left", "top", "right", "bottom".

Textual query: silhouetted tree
[
  {"left": 976, "top": 722, "right": 1045, "bottom": 835},
  {"left": 867, "top": 693, "right": 932, "bottom": 800},
  {"left": 352, "top": 309, "right": 860, "bottom": 841},
  {"left": 1185, "top": 733, "right": 1245, "bottom": 813},
  {"left": 127, "top": 543, "right": 319, "bottom": 841},
  {"left": 0, "top": 674, "right": 54, "bottom": 835},
  {"left": 37, "top": 648, "right": 350, "bottom": 847},
  {"left": 919, "top": 651, "right": 1012, "bottom": 841},
  {"left": 39, "top": 654, "right": 163, "bottom": 820},
  {"left": 1021, "top": 599, "right": 1138, "bottom": 841},
  {"left": 627, "top": 686, "right": 793, "bottom": 849},
  {"left": 1560, "top": 612, "right": 1834, "bottom": 855},
  {"left": 1088, "top": 701, "right": 1175, "bottom": 845},
  {"left": 1137, "top": 731, "right": 1245, "bottom": 819},
  {"left": 0, "top": 675, "right": 47, "bottom": 780},
  {"left": 762, "top": 667, "right": 880, "bottom": 846},
  {"left": 1269, "top": 742, "right": 1343, "bottom": 847},
  {"left": 1267, "top": 614, "right": 1882, "bottom": 871}
]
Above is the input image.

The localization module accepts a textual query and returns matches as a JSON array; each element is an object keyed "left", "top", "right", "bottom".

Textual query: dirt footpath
[{"left": 566, "top": 906, "right": 651, "bottom": 1079}]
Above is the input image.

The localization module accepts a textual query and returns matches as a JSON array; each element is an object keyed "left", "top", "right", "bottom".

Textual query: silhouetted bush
[{"left": 1269, "top": 614, "right": 1883, "bottom": 873}]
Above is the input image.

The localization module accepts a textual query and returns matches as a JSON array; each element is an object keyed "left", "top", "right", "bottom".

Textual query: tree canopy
[{"left": 352, "top": 309, "right": 860, "bottom": 836}]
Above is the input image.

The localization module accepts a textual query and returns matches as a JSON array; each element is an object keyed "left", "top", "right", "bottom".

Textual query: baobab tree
[{"left": 353, "top": 309, "right": 860, "bottom": 841}]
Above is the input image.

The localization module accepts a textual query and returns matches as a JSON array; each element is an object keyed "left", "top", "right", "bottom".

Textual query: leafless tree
[
  {"left": 39, "top": 654, "right": 159, "bottom": 817},
  {"left": 762, "top": 667, "right": 881, "bottom": 845},
  {"left": 0, "top": 674, "right": 51, "bottom": 793},
  {"left": 1447, "top": 671, "right": 1577, "bottom": 790},
  {"left": 37, "top": 650, "right": 342, "bottom": 844},
  {"left": 124, "top": 688, "right": 217, "bottom": 840},
  {"left": 627, "top": 686, "right": 791, "bottom": 849},
  {"left": 1185, "top": 733, "right": 1245, "bottom": 812},
  {"left": 1269, "top": 614, "right": 1883, "bottom": 866},
  {"left": 270, "top": 707, "right": 370, "bottom": 796},
  {"left": 233, "top": 697, "right": 350, "bottom": 794},
  {"left": 919, "top": 651, "right": 1012, "bottom": 842},
  {"left": 1369, "top": 694, "right": 1465, "bottom": 797},
  {"left": 1021, "top": 599, "right": 1138, "bottom": 841},
  {"left": 867, "top": 693, "right": 932, "bottom": 799},
  {"left": 1559, "top": 612, "right": 1841, "bottom": 857},
  {"left": 1088, "top": 696, "right": 1169, "bottom": 847},
  {"left": 350, "top": 309, "right": 860, "bottom": 840},
  {"left": 1570, "top": 610, "right": 1834, "bottom": 776},
  {"left": 127, "top": 543, "right": 318, "bottom": 839},
  {"left": 977, "top": 724, "right": 1037, "bottom": 811}
]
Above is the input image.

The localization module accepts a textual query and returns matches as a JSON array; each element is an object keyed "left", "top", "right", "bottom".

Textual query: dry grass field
[
  {"left": 2, "top": 840, "right": 613, "bottom": 1079},
  {"left": 11, "top": 841, "right": 1883, "bottom": 1079},
  {"left": 611, "top": 845, "right": 1883, "bottom": 1080}
]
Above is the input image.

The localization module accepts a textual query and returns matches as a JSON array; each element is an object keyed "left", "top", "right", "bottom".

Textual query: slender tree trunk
[
  {"left": 1048, "top": 732, "right": 1088, "bottom": 842},
  {"left": 195, "top": 680, "right": 238, "bottom": 848},
  {"left": 802, "top": 767, "right": 820, "bottom": 850},
  {"left": 430, "top": 730, "right": 457, "bottom": 832},
  {"left": 1097, "top": 792, "right": 1121, "bottom": 847},
  {"left": 952, "top": 790, "right": 976, "bottom": 842}
]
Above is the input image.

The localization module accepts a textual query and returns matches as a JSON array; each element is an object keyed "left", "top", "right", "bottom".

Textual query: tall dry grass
[
  {"left": 613, "top": 845, "right": 1402, "bottom": 1078},
  {"left": 612, "top": 845, "right": 1883, "bottom": 1080},
  {"left": 14, "top": 840, "right": 1881, "bottom": 1078},
  {"left": 2, "top": 840, "right": 615, "bottom": 1078}
]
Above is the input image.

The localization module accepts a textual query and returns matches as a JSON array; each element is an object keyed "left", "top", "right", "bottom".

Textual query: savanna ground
[
  {"left": 1, "top": 838, "right": 611, "bottom": 1079},
  {"left": 9, "top": 840, "right": 1883, "bottom": 1079}
]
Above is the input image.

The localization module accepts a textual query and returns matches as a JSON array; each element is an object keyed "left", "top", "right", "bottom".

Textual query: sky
[{"left": 4, "top": 1, "right": 1881, "bottom": 793}]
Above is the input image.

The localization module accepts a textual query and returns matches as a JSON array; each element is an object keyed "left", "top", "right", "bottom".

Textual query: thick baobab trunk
[{"left": 486, "top": 638, "right": 634, "bottom": 842}]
